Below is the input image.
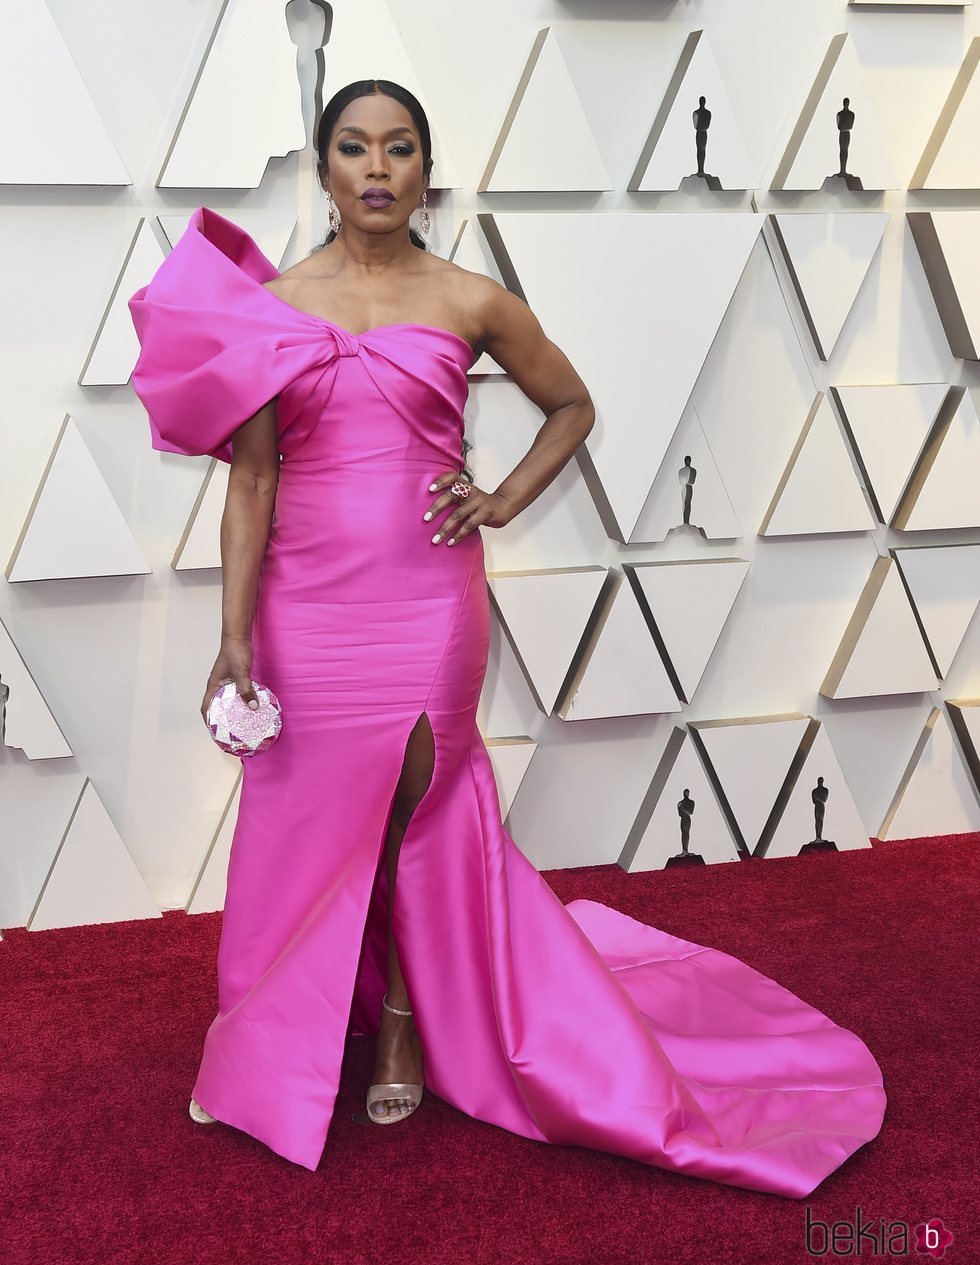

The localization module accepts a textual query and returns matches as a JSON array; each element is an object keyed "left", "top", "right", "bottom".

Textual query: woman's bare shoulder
[{"left": 432, "top": 257, "right": 509, "bottom": 321}]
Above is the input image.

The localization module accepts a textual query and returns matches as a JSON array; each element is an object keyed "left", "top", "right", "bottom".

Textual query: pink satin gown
[{"left": 127, "top": 206, "right": 886, "bottom": 1199}]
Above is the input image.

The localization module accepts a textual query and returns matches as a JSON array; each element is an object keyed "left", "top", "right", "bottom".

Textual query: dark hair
[
  {"left": 314, "top": 79, "right": 431, "bottom": 252},
  {"left": 313, "top": 78, "right": 474, "bottom": 483}
]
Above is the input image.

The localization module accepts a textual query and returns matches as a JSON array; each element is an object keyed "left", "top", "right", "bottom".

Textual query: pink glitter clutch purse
[{"left": 205, "top": 680, "right": 283, "bottom": 758}]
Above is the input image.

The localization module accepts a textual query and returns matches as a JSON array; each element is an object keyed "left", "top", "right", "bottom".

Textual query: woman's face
[{"left": 322, "top": 94, "right": 427, "bottom": 233}]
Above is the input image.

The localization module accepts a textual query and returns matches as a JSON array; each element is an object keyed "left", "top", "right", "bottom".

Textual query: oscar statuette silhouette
[
  {"left": 690, "top": 96, "right": 723, "bottom": 190},
  {"left": 826, "top": 96, "right": 865, "bottom": 191},
  {"left": 666, "top": 788, "right": 706, "bottom": 868},
  {"left": 799, "top": 776, "right": 839, "bottom": 854}
]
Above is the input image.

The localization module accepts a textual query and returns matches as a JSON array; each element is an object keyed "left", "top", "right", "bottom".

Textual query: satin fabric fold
[
  {"left": 128, "top": 207, "right": 886, "bottom": 1198},
  {"left": 128, "top": 206, "right": 470, "bottom": 465}
]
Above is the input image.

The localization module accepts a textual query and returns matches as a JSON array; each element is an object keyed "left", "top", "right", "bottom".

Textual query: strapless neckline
[
  {"left": 191, "top": 210, "right": 478, "bottom": 363},
  {"left": 258, "top": 281, "right": 478, "bottom": 361}
]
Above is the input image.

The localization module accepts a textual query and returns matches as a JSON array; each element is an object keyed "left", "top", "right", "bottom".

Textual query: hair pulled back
[{"left": 314, "top": 79, "right": 431, "bottom": 252}]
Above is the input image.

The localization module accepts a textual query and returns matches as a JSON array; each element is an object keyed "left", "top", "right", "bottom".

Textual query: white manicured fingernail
[
  {"left": 432, "top": 533, "right": 441, "bottom": 543},
  {"left": 429, "top": 483, "right": 437, "bottom": 491},
  {"left": 423, "top": 511, "right": 432, "bottom": 521}
]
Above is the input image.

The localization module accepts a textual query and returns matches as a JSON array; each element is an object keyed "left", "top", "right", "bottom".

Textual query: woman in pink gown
[{"left": 127, "top": 81, "right": 885, "bottom": 1199}]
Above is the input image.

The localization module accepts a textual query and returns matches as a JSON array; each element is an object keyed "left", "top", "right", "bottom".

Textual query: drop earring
[
  {"left": 419, "top": 189, "right": 430, "bottom": 236},
  {"left": 327, "top": 191, "right": 341, "bottom": 234}
]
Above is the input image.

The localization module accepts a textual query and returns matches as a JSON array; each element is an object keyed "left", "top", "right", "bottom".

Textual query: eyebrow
[{"left": 337, "top": 126, "right": 415, "bottom": 138}]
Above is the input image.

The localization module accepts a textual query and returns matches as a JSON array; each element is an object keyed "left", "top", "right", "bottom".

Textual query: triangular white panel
[
  {"left": 0, "top": 614, "right": 72, "bottom": 758},
  {"left": 764, "top": 725, "right": 870, "bottom": 859},
  {"left": 485, "top": 736, "right": 538, "bottom": 818},
  {"left": 448, "top": 220, "right": 507, "bottom": 376},
  {"left": 833, "top": 383, "right": 948, "bottom": 523},
  {"left": 771, "top": 213, "right": 888, "bottom": 360},
  {"left": 895, "top": 389, "right": 980, "bottom": 531},
  {"left": 632, "top": 405, "right": 740, "bottom": 543},
  {"left": 186, "top": 767, "right": 243, "bottom": 914},
  {"left": 619, "top": 728, "right": 741, "bottom": 871},
  {"left": 690, "top": 714, "right": 811, "bottom": 853},
  {"left": 0, "top": 0, "right": 129, "bottom": 184},
  {"left": 879, "top": 707, "right": 980, "bottom": 839},
  {"left": 158, "top": 211, "right": 296, "bottom": 263},
  {"left": 911, "top": 37, "right": 980, "bottom": 189},
  {"left": 772, "top": 34, "right": 900, "bottom": 191},
  {"left": 559, "top": 575, "right": 681, "bottom": 720},
  {"left": 487, "top": 568, "right": 608, "bottom": 714},
  {"left": 159, "top": 0, "right": 305, "bottom": 188},
  {"left": 907, "top": 211, "right": 980, "bottom": 361},
  {"left": 893, "top": 545, "right": 980, "bottom": 676},
  {"left": 29, "top": 780, "right": 161, "bottom": 930},
  {"left": 484, "top": 211, "right": 763, "bottom": 541},
  {"left": 631, "top": 29, "right": 756, "bottom": 192},
  {"left": 631, "top": 559, "right": 750, "bottom": 704},
  {"left": 6, "top": 415, "right": 151, "bottom": 582},
  {"left": 174, "top": 461, "right": 226, "bottom": 570},
  {"left": 161, "top": 0, "right": 458, "bottom": 189},
  {"left": 760, "top": 394, "right": 875, "bottom": 536},
  {"left": 821, "top": 556, "right": 939, "bottom": 699},
  {"left": 481, "top": 27, "right": 611, "bottom": 192},
  {"left": 79, "top": 218, "right": 166, "bottom": 386}
]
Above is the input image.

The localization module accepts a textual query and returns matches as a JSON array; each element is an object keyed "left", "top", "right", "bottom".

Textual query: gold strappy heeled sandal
[{"left": 366, "top": 994, "right": 424, "bottom": 1124}]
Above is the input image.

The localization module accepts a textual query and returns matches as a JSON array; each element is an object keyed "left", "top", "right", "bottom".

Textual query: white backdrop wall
[{"left": 2, "top": 0, "right": 979, "bottom": 929}]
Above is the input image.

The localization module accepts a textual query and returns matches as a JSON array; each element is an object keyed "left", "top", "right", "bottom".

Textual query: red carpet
[{"left": 2, "top": 834, "right": 976, "bottom": 1265}]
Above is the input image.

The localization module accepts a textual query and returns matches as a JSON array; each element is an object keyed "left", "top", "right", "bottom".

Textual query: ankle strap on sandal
[{"left": 382, "top": 993, "right": 413, "bottom": 1016}]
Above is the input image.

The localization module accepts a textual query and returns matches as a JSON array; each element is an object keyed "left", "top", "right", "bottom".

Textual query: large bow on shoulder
[
  {"left": 128, "top": 206, "right": 470, "bottom": 465},
  {"left": 128, "top": 210, "right": 359, "bottom": 464}
]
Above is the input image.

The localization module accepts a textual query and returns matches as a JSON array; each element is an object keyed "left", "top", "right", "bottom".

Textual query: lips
[{"left": 361, "top": 189, "right": 394, "bottom": 203}]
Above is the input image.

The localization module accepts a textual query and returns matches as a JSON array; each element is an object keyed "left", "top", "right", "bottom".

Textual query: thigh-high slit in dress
[{"left": 128, "top": 207, "right": 886, "bottom": 1199}]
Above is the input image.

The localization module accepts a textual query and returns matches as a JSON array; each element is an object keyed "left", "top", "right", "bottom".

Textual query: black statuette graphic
[
  {"left": 680, "top": 455, "right": 697, "bottom": 524},
  {"left": 669, "top": 455, "right": 707, "bottom": 540},
  {"left": 836, "top": 97, "right": 854, "bottom": 177},
  {"left": 690, "top": 96, "right": 723, "bottom": 190},
  {"left": 666, "top": 787, "right": 706, "bottom": 867},
  {"left": 694, "top": 96, "right": 711, "bottom": 177},
  {"left": 826, "top": 97, "right": 864, "bottom": 191},
  {"left": 800, "top": 776, "right": 839, "bottom": 854}
]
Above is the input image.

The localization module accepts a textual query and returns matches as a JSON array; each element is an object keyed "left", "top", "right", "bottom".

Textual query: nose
[{"left": 366, "top": 149, "right": 390, "bottom": 180}]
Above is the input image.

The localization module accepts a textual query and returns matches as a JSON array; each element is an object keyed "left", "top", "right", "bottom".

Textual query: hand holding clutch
[{"left": 205, "top": 680, "right": 283, "bottom": 757}]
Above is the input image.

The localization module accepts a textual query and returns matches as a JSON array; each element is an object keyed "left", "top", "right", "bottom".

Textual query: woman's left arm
[{"left": 427, "top": 278, "right": 596, "bottom": 544}]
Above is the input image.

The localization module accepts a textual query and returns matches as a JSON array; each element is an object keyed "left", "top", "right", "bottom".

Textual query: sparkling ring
[{"left": 450, "top": 480, "right": 471, "bottom": 499}]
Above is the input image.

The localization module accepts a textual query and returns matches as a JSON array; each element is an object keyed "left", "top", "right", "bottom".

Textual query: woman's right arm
[{"left": 200, "top": 400, "right": 280, "bottom": 720}]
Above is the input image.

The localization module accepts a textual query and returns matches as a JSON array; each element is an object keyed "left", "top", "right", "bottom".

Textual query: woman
[{"left": 128, "top": 79, "right": 886, "bottom": 1197}]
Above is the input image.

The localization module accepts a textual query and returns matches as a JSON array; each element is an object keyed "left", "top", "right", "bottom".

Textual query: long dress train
[{"left": 128, "top": 206, "right": 886, "bottom": 1199}]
